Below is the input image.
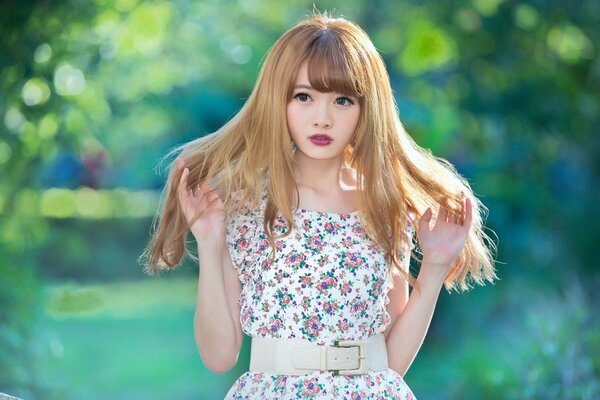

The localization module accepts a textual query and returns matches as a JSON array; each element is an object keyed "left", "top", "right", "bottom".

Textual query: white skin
[
  {"left": 175, "top": 60, "right": 474, "bottom": 375},
  {"left": 287, "top": 61, "right": 360, "bottom": 207}
]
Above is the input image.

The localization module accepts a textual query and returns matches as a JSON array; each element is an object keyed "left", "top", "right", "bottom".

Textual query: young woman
[{"left": 141, "top": 12, "right": 497, "bottom": 399}]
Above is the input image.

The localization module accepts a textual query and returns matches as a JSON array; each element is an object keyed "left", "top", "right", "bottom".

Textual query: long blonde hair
[{"left": 140, "top": 12, "right": 497, "bottom": 291}]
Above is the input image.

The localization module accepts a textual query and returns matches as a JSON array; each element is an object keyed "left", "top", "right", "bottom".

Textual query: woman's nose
[{"left": 313, "top": 102, "right": 332, "bottom": 128}]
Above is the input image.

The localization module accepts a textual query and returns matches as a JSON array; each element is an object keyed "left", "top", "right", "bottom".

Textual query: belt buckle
[{"left": 331, "top": 339, "right": 368, "bottom": 376}]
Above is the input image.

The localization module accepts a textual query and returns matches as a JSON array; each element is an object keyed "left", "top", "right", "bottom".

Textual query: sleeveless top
[{"left": 224, "top": 187, "right": 417, "bottom": 399}]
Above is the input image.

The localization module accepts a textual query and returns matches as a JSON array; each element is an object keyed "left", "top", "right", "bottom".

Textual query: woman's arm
[
  {"left": 176, "top": 158, "right": 243, "bottom": 373},
  {"left": 385, "top": 261, "right": 447, "bottom": 376},
  {"left": 194, "top": 239, "right": 244, "bottom": 373},
  {"left": 386, "top": 196, "right": 473, "bottom": 376}
]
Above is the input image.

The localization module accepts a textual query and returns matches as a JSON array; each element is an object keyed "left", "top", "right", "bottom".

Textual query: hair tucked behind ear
[{"left": 139, "top": 11, "right": 497, "bottom": 292}]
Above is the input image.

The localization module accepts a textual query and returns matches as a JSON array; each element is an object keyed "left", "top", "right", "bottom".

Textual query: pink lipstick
[{"left": 309, "top": 134, "right": 333, "bottom": 146}]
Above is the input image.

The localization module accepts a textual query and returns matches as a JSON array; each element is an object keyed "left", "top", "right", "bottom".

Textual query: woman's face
[{"left": 286, "top": 61, "right": 360, "bottom": 161}]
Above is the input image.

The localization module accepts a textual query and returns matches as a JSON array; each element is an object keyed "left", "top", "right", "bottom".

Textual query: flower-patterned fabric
[{"left": 224, "top": 188, "right": 416, "bottom": 399}]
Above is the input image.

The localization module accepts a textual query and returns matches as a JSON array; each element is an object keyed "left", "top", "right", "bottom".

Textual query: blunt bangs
[{"left": 299, "top": 29, "right": 366, "bottom": 99}]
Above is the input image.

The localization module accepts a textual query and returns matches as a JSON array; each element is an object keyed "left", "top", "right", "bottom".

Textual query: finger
[
  {"left": 420, "top": 207, "right": 432, "bottom": 222},
  {"left": 179, "top": 164, "right": 188, "bottom": 184},
  {"left": 199, "top": 181, "right": 218, "bottom": 203},
  {"left": 178, "top": 167, "right": 189, "bottom": 205},
  {"left": 463, "top": 196, "right": 473, "bottom": 228},
  {"left": 459, "top": 194, "right": 466, "bottom": 225},
  {"left": 419, "top": 207, "right": 433, "bottom": 231},
  {"left": 175, "top": 159, "right": 186, "bottom": 198},
  {"left": 191, "top": 180, "right": 200, "bottom": 195},
  {"left": 176, "top": 158, "right": 187, "bottom": 177},
  {"left": 438, "top": 207, "right": 448, "bottom": 224}
]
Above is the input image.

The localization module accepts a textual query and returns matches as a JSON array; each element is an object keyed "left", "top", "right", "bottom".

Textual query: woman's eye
[
  {"left": 335, "top": 97, "right": 355, "bottom": 106},
  {"left": 293, "top": 93, "right": 310, "bottom": 102}
]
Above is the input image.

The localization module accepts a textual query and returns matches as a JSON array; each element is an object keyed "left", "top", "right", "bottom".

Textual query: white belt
[{"left": 249, "top": 334, "right": 388, "bottom": 376}]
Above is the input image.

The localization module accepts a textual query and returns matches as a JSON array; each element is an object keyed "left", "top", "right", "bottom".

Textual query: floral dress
[{"left": 224, "top": 188, "right": 416, "bottom": 400}]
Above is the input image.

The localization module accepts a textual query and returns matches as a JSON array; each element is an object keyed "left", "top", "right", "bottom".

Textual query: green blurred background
[{"left": 1, "top": 0, "right": 598, "bottom": 399}]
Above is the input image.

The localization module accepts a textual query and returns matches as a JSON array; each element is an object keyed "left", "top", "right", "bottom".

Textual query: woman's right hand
[{"left": 176, "top": 157, "right": 226, "bottom": 243}]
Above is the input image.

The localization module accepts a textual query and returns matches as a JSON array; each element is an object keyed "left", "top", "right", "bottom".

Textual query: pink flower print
[
  {"left": 303, "top": 223, "right": 310, "bottom": 232},
  {"left": 337, "top": 318, "right": 349, "bottom": 332},
  {"left": 322, "top": 301, "right": 339, "bottom": 315},
  {"left": 352, "top": 226, "right": 364, "bottom": 236},
  {"left": 342, "top": 236, "right": 354, "bottom": 247},
  {"left": 324, "top": 222, "right": 333, "bottom": 232},
  {"left": 317, "top": 280, "right": 329, "bottom": 292},
  {"left": 300, "top": 275, "right": 312, "bottom": 288},
  {"left": 316, "top": 254, "right": 330, "bottom": 268},
  {"left": 276, "top": 240, "right": 283, "bottom": 250},
  {"left": 274, "top": 216, "right": 287, "bottom": 230},
  {"left": 259, "top": 258, "right": 271, "bottom": 271},
  {"left": 351, "top": 300, "right": 367, "bottom": 315},
  {"left": 257, "top": 325, "right": 269, "bottom": 335},
  {"left": 317, "top": 275, "right": 336, "bottom": 292},
  {"left": 275, "top": 289, "right": 294, "bottom": 309},
  {"left": 287, "top": 252, "right": 306, "bottom": 269},
  {"left": 341, "top": 251, "right": 364, "bottom": 270},
  {"left": 308, "top": 235, "right": 324, "bottom": 252},
  {"left": 301, "top": 380, "right": 322, "bottom": 396},
  {"left": 371, "top": 278, "right": 383, "bottom": 296},
  {"left": 341, "top": 282, "right": 353, "bottom": 295},
  {"left": 269, "top": 318, "right": 284, "bottom": 334},
  {"left": 258, "top": 237, "right": 269, "bottom": 252},
  {"left": 380, "top": 313, "right": 391, "bottom": 325},
  {"left": 304, "top": 315, "right": 323, "bottom": 338},
  {"left": 235, "top": 237, "right": 249, "bottom": 251},
  {"left": 350, "top": 391, "right": 366, "bottom": 399},
  {"left": 240, "top": 309, "right": 252, "bottom": 325},
  {"left": 276, "top": 375, "right": 286, "bottom": 386},
  {"left": 301, "top": 296, "right": 310, "bottom": 311}
]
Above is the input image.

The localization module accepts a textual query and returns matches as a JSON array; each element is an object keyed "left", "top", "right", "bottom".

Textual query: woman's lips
[{"left": 309, "top": 134, "right": 333, "bottom": 146}]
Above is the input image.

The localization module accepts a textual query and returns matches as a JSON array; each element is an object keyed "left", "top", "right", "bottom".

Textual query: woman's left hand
[{"left": 416, "top": 194, "right": 473, "bottom": 269}]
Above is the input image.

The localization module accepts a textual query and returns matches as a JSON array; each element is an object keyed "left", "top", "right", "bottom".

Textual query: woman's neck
[
  {"left": 291, "top": 153, "right": 358, "bottom": 215},
  {"left": 292, "top": 154, "right": 347, "bottom": 193}
]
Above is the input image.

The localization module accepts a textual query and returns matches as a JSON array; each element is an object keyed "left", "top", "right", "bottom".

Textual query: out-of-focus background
[{"left": 1, "top": 0, "right": 598, "bottom": 399}]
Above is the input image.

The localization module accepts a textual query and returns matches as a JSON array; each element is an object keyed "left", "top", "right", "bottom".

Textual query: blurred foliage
[{"left": 0, "top": 0, "right": 599, "bottom": 398}]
